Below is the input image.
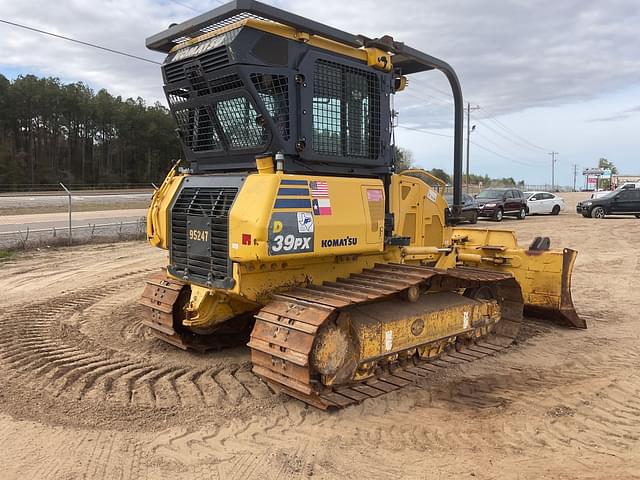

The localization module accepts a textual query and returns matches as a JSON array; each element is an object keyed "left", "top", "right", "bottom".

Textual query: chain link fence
[{"left": 0, "top": 218, "right": 147, "bottom": 250}]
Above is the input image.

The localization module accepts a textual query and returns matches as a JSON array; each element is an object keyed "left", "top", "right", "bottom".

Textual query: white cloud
[
  {"left": 280, "top": 0, "right": 640, "bottom": 119},
  {"left": 1, "top": 0, "right": 638, "bottom": 183},
  {"left": 0, "top": 0, "right": 186, "bottom": 101}
]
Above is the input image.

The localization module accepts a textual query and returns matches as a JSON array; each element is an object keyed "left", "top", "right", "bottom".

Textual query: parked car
[
  {"left": 444, "top": 193, "right": 479, "bottom": 224},
  {"left": 524, "top": 191, "right": 565, "bottom": 215},
  {"left": 576, "top": 186, "right": 640, "bottom": 218},
  {"left": 475, "top": 188, "right": 527, "bottom": 221}
]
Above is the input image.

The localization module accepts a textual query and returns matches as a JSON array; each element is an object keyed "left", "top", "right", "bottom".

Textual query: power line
[
  {"left": 400, "top": 90, "right": 550, "bottom": 161},
  {"left": 472, "top": 129, "right": 548, "bottom": 167},
  {"left": 407, "top": 76, "right": 456, "bottom": 100},
  {"left": 401, "top": 90, "right": 453, "bottom": 108},
  {"left": 470, "top": 140, "right": 539, "bottom": 168},
  {"left": 399, "top": 87, "right": 552, "bottom": 156},
  {"left": 170, "top": 0, "right": 200, "bottom": 11},
  {"left": 472, "top": 129, "right": 516, "bottom": 153},
  {"left": 472, "top": 116, "right": 549, "bottom": 154},
  {"left": 171, "top": 0, "right": 225, "bottom": 9},
  {"left": 0, "top": 18, "right": 162, "bottom": 65},
  {"left": 396, "top": 124, "right": 454, "bottom": 138},
  {"left": 400, "top": 78, "right": 553, "bottom": 154},
  {"left": 398, "top": 122, "right": 539, "bottom": 169},
  {"left": 480, "top": 109, "right": 549, "bottom": 152}
]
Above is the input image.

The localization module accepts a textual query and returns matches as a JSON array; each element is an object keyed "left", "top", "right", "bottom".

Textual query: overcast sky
[{"left": 1, "top": 0, "right": 639, "bottom": 186}]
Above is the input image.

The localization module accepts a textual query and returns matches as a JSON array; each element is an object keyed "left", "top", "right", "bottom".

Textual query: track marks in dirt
[
  {"left": 0, "top": 416, "right": 151, "bottom": 480},
  {"left": 3, "top": 276, "right": 637, "bottom": 466},
  {"left": 0, "top": 271, "right": 275, "bottom": 425}
]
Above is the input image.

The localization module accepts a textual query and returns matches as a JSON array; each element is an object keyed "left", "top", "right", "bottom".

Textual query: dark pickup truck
[{"left": 475, "top": 188, "right": 527, "bottom": 221}]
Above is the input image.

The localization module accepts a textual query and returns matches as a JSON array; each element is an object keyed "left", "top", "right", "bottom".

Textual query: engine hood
[{"left": 578, "top": 198, "right": 607, "bottom": 207}]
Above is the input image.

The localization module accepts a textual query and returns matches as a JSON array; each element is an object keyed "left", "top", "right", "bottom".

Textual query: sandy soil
[{"left": 1, "top": 192, "right": 639, "bottom": 479}]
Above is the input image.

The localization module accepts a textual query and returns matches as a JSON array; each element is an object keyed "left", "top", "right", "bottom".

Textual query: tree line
[
  {"left": 0, "top": 74, "right": 181, "bottom": 188},
  {"left": 394, "top": 147, "right": 524, "bottom": 187}
]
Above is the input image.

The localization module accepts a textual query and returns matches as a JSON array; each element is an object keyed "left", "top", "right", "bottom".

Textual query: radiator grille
[{"left": 171, "top": 186, "right": 238, "bottom": 285}]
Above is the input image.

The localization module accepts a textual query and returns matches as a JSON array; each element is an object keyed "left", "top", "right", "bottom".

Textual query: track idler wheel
[{"left": 310, "top": 312, "right": 358, "bottom": 385}]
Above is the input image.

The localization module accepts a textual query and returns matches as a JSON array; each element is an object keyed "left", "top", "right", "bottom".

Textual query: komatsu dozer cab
[{"left": 141, "top": 0, "right": 584, "bottom": 409}]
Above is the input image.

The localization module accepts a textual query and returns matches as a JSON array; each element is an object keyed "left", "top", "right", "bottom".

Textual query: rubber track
[{"left": 249, "top": 263, "right": 524, "bottom": 409}]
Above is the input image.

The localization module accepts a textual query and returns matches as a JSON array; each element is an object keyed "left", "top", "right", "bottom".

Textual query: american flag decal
[
  {"left": 309, "top": 181, "right": 332, "bottom": 215},
  {"left": 310, "top": 181, "right": 329, "bottom": 198}
]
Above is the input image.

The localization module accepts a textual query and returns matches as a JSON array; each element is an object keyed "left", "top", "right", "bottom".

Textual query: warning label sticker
[{"left": 367, "top": 189, "right": 384, "bottom": 202}]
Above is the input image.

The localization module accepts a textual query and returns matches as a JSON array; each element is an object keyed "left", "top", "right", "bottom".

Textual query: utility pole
[
  {"left": 548, "top": 151, "right": 559, "bottom": 191},
  {"left": 465, "top": 102, "right": 480, "bottom": 193},
  {"left": 572, "top": 164, "right": 579, "bottom": 192}
]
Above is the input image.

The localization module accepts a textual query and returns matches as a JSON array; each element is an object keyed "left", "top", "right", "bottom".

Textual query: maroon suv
[{"left": 475, "top": 188, "right": 527, "bottom": 221}]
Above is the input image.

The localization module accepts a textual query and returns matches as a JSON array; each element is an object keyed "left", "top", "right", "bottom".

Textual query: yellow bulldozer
[{"left": 140, "top": 0, "right": 584, "bottom": 409}]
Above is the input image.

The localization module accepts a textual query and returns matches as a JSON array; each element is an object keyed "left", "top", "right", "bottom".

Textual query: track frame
[{"left": 249, "top": 263, "right": 524, "bottom": 409}]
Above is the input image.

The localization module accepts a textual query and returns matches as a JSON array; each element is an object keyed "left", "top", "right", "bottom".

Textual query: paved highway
[
  {"left": 0, "top": 209, "right": 148, "bottom": 233},
  {"left": 0, "top": 192, "right": 151, "bottom": 211}
]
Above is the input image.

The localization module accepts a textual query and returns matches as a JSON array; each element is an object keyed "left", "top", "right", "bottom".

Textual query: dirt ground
[{"left": 1, "top": 191, "right": 639, "bottom": 479}]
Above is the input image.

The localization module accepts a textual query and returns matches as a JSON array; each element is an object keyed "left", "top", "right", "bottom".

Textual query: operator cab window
[
  {"left": 312, "top": 59, "right": 381, "bottom": 159},
  {"left": 215, "top": 96, "right": 267, "bottom": 149}
]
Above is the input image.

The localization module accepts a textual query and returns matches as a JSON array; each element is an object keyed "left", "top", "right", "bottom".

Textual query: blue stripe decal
[
  {"left": 280, "top": 179, "right": 308, "bottom": 186},
  {"left": 277, "top": 188, "right": 310, "bottom": 196},
  {"left": 274, "top": 198, "right": 312, "bottom": 209}
]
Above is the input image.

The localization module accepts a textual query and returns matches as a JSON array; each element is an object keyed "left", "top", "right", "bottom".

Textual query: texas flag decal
[{"left": 312, "top": 198, "right": 332, "bottom": 216}]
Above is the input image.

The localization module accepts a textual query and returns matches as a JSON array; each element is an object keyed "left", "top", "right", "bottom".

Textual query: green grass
[{"left": 0, "top": 250, "right": 13, "bottom": 262}]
